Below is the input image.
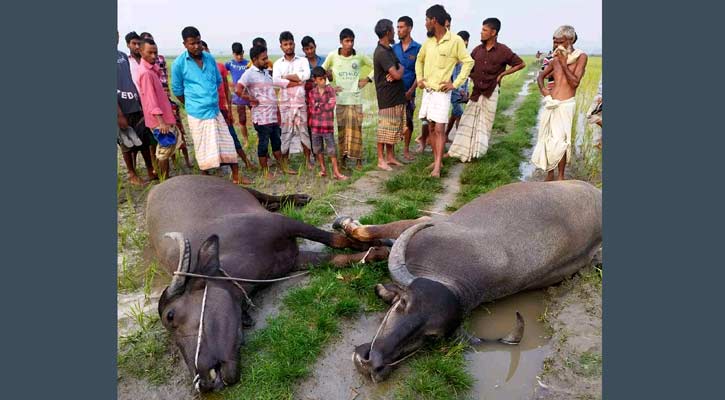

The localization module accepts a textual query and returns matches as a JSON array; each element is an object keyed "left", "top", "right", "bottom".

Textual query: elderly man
[
  {"left": 171, "top": 26, "right": 240, "bottom": 183},
  {"left": 447, "top": 18, "right": 525, "bottom": 162},
  {"left": 531, "top": 25, "right": 588, "bottom": 181},
  {"left": 273, "top": 31, "right": 313, "bottom": 169},
  {"left": 415, "top": 4, "right": 474, "bottom": 177}
]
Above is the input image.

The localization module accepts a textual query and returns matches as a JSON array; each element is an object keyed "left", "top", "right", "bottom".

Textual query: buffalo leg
[
  {"left": 245, "top": 187, "right": 312, "bottom": 212},
  {"left": 332, "top": 216, "right": 431, "bottom": 242},
  {"left": 294, "top": 247, "right": 390, "bottom": 270}
]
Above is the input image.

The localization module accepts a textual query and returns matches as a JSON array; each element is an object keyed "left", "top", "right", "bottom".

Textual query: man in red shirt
[{"left": 136, "top": 39, "right": 180, "bottom": 179}]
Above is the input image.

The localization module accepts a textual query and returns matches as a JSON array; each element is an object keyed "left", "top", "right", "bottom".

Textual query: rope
[
  {"left": 192, "top": 284, "right": 208, "bottom": 392},
  {"left": 359, "top": 247, "right": 375, "bottom": 264},
  {"left": 219, "top": 267, "right": 257, "bottom": 309},
  {"left": 173, "top": 270, "right": 309, "bottom": 283}
]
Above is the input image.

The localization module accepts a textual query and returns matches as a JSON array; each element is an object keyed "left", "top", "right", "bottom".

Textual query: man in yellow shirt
[{"left": 415, "top": 5, "right": 474, "bottom": 177}]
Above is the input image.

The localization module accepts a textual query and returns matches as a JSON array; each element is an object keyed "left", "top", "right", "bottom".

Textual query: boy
[
  {"left": 446, "top": 30, "right": 471, "bottom": 141},
  {"left": 225, "top": 42, "right": 251, "bottom": 146},
  {"left": 136, "top": 39, "right": 180, "bottom": 179},
  {"left": 308, "top": 67, "right": 347, "bottom": 180},
  {"left": 322, "top": 28, "right": 374, "bottom": 170},
  {"left": 236, "top": 45, "right": 297, "bottom": 178}
]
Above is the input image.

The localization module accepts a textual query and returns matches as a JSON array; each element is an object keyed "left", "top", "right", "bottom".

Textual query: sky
[{"left": 118, "top": 0, "right": 601, "bottom": 57}]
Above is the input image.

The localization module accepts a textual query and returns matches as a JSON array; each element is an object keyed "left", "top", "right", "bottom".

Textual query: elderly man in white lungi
[
  {"left": 447, "top": 18, "right": 525, "bottom": 162},
  {"left": 531, "top": 25, "right": 588, "bottom": 181},
  {"left": 273, "top": 31, "right": 313, "bottom": 169}
]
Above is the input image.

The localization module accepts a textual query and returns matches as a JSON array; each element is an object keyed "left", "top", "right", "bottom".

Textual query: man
[
  {"left": 171, "top": 26, "right": 241, "bottom": 183},
  {"left": 125, "top": 31, "right": 143, "bottom": 89},
  {"left": 392, "top": 16, "right": 421, "bottom": 161},
  {"left": 415, "top": 5, "right": 474, "bottom": 177},
  {"left": 448, "top": 18, "right": 525, "bottom": 162},
  {"left": 373, "top": 19, "right": 406, "bottom": 171},
  {"left": 139, "top": 31, "right": 193, "bottom": 169},
  {"left": 302, "top": 36, "right": 326, "bottom": 136},
  {"left": 531, "top": 25, "right": 588, "bottom": 181},
  {"left": 225, "top": 42, "right": 251, "bottom": 146},
  {"left": 445, "top": 30, "right": 471, "bottom": 141},
  {"left": 236, "top": 45, "right": 297, "bottom": 178},
  {"left": 202, "top": 41, "right": 255, "bottom": 182},
  {"left": 117, "top": 31, "right": 156, "bottom": 185},
  {"left": 322, "top": 28, "right": 374, "bottom": 170},
  {"left": 136, "top": 39, "right": 180, "bottom": 179},
  {"left": 273, "top": 31, "right": 313, "bottom": 169}
]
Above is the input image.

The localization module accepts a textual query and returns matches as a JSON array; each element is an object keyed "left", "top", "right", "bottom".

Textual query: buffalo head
[
  {"left": 352, "top": 223, "right": 524, "bottom": 382},
  {"left": 157, "top": 233, "right": 243, "bottom": 393}
]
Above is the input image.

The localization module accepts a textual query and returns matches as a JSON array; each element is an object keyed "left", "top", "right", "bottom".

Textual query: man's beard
[{"left": 426, "top": 29, "right": 434, "bottom": 38}]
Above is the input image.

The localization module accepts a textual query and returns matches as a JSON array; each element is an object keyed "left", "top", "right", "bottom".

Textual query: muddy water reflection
[{"left": 466, "top": 290, "right": 550, "bottom": 399}]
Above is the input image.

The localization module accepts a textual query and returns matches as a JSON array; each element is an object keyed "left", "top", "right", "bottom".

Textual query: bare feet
[
  {"left": 334, "top": 173, "right": 348, "bottom": 181},
  {"left": 377, "top": 162, "right": 393, "bottom": 171},
  {"left": 415, "top": 137, "right": 425, "bottom": 153},
  {"left": 128, "top": 175, "right": 145, "bottom": 186},
  {"left": 319, "top": 170, "right": 328, "bottom": 177},
  {"left": 283, "top": 169, "right": 298, "bottom": 175},
  {"left": 233, "top": 176, "right": 253, "bottom": 185},
  {"left": 387, "top": 158, "right": 403, "bottom": 167},
  {"left": 245, "top": 162, "right": 257, "bottom": 171},
  {"left": 430, "top": 168, "right": 441, "bottom": 178},
  {"left": 307, "top": 162, "right": 315, "bottom": 171},
  {"left": 403, "top": 152, "right": 415, "bottom": 161},
  {"left": 355, "top": 161, "right": 363, "bottom": 171}
]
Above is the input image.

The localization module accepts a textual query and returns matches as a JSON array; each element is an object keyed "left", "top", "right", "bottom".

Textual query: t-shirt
[
  {"left": 392, "top": 39, "right": 421, "bottom": 94},
  {"left": 373, "top": 43, "right": 406, "bottom": 109},
  {"left": 224, "top": 59, "right": 250, "bottom": 105},
  {"left": 321, "top": 49, "right": 373, "bottom": 105},
  {"left": 117, "top": 51, "right": 141, "bottom": 115}
]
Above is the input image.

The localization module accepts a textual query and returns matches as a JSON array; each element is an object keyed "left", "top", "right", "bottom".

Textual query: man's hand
[
  {"left": 333, "top": 86, "right": 343, "bottom": 93},
  {"left": 358, "top": 79, "right": 370, "bottom": 88},
  {"left": 439, "top": 80, "right": 455, "bottom": 92},
  {"left": 405, "top": 90, "right": 413, "bottom": 101},
  {"left": 287, "top": 80, "right": 303, "bottom": 88},
  {"left": 417, "top": 78, "right": 427, "bottom": 89},
  {"left": 158, "top": 121, "right": 170, "bottom": 134},
  {"left": 496, "top": 73, "right": 505, "bottom": 85},
  {"left": 118, "top": 113, "right": 129, "bottom": 130},
  {"left": 248, "top": 96, "right": 260, "bottom": 107},
  {"left": 386, "top": 73, "right": 393, "bottom": 82}
]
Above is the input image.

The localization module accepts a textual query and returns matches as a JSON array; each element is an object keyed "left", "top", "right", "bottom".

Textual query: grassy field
[{"left": 118, "top": 54, "right": 602, "bottom": 399}]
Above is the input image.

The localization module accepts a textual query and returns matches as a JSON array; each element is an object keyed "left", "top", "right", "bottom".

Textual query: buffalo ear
[
  {"left": 195, "top": 235, "right": 221, "bottom": 276},
  {"left": 375, "top": 283, "right": 402, "bottom": 304}
]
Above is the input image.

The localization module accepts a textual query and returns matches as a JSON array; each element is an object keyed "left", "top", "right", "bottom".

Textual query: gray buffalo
[
  {"left": 334, "top": 180, "right": 602, "bottom": 382},
  {"left": 146, "top": 175, "right": 390, "bottom": 392}
]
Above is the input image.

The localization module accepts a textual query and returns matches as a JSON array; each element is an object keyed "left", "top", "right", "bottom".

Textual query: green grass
[
  {"left": 576, "top": 351, "right": 603, "bottom": 377},
  {"left": 394, "top": 340, "right": 474, "bottom": 400},
  {"left": 215, "top": 262, "right": 388, "bottom": 399},
  {"left": 118, "top": 310, "right": 177, "bottom": 384},
  {"left": 569, "top": 56, "right": 602, "bottom": 183}
]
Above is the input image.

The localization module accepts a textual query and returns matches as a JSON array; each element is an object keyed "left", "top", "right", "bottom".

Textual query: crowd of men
[{"left": 117, "top": 4, "right": 589, "bottom": 186}]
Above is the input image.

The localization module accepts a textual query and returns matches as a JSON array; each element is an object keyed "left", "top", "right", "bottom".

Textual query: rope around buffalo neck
[
  {"left": 192, "top": 284, "right": 209, "bottom": 391},
  {"left": 173, "top": 270, "right": 309, "bottom": 283}
]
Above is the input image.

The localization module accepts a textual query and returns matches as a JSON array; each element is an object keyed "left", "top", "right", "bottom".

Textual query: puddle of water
[
  {"left": 518, "top": 103, "right": 544, "bottom": 181},
  {"left": 465, "top": 290, "right": 551, "bottom": 400}
]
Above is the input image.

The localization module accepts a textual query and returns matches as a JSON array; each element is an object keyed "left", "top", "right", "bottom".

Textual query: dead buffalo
[
  {"left": 146, "top": 175, "right": 390, "bottom": 392},
  {"left": 334, "top": 180, "right": 602, "bottom": 382}
]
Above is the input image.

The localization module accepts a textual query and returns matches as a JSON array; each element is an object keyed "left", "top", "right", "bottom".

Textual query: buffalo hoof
[{"left": 333, "top": 215, "right": 361, "bottom": 234}]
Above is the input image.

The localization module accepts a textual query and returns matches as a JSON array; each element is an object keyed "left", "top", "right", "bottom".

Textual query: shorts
[
  {"left": 405, "top": 97, "right": 416, "bottom": 131},
  {"left": 117, "top": 111, "right": 152, "bottom": 153},
  {"left": 418, "top": 90, "right": 451, "bottom": 124},
  {"left": 153, "top": 128, "right": 179, "bottom": 161},
  {"left": 451, "top": 102, "right": 464, "bottom": 118},
  {"left": 311, "top": 132, "right": 337, "bottom": 156},
  {"left": 254, "top": 123, "right": 282, "bottom": 158}
]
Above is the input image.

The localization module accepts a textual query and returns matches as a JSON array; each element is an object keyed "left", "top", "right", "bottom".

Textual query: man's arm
[
  {"left": 117, "top": 103, "right": 128, "bottom": 129},
  {"left": 322, "top": 55, "right": 334, "bottom": 81},
  {"left": 451, "top": 40, "right": 474, "bottom": 89},
  {"left": 170, "top": 59, "right": 184, "bottom": 101},
  {"left": 415, "top": 43, "right": 426, "bottom": 88},
  {"left": 497, "top": 55, "right": 526, "bottom": 85},
  {"left": 537, "top": 63, "right": 553, "bottom": 96},
  {"left": 558, "top": 53, "right": 588, "bottom": 89}
]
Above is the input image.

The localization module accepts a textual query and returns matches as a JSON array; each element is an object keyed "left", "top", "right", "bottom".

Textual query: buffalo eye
[{"left": 166, "top": 310, "right": 175, "bottom": 322}]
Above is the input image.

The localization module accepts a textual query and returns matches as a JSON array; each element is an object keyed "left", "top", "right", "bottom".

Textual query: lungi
[
  {"left": 447, "top": 89, "right": 499, "bottom": 162},
  {"left": 280, "top": 105, "right": 311, "bottom": 154},
  {"left": 186, "top": 112, "right": 238, "bottom": 171},
  {"left": 336, "top": 104, "right": 364, "bottom": 160},
  {"left": 377, "top": 104, "right": 405, "bottom": 144},
  {"left": 531, "top": 96, "right": 576, "bottom": 171}
]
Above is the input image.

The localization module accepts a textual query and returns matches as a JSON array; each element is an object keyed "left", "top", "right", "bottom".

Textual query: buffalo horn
[
  {"left": 164, "top": 232, "right": 191, "bottom": 296},
  {"left": 498, "top": 312, "right": 525, "bottom": 345},
  {"left": 387, "top": 223, "right": 433, "bottom": 287}
]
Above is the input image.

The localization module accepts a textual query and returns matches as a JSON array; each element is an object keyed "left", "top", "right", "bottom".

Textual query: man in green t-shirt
[{"left": 322, "top": 28, "right": 374, "bottom": 170}]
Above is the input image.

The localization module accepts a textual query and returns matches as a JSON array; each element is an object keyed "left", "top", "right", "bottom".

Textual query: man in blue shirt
[
  {"left": 393, "top": 16, "right": 421, "bottom": 161},
  {"left": 171, "top": 26, "right": 241, "bottom": 183}
]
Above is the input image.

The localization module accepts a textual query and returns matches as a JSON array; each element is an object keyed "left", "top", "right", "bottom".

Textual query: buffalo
[
  {"left": 335, "top": 180, "right": 602, "bottom": 382},
  {"left": 146, "top": 175, "right": 390, "bottom": 392}
]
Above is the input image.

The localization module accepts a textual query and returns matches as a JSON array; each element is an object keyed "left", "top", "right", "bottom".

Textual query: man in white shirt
[{"left": 273, "top": 31, "right": 313, "bottom": 169}]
